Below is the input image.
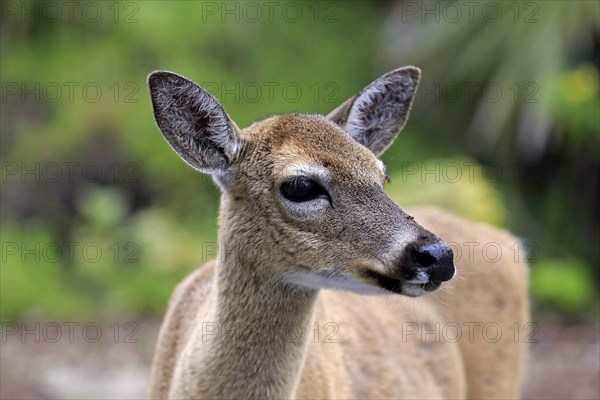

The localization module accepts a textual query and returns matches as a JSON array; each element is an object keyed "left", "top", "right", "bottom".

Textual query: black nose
[{"left": 410, "top": 241, "right": 455, "bottom": 283}]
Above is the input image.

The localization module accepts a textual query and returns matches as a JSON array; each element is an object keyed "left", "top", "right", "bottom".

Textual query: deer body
[{"left": 147, "top": 68, "right": 529, "bottom": 399}]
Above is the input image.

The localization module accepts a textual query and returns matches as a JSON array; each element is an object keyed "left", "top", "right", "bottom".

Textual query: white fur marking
[
  {"left": 285, "top": 270, "right": 388, "bottom": 296},
  {"left": 402, "top": 283, "right": 428, "bottom": 297}
]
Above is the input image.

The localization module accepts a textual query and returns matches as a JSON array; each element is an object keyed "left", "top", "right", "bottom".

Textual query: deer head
[{"left": 148, "top": 67, "right": 454, "bottom": 297}]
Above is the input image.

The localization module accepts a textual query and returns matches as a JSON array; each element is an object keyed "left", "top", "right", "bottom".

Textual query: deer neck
[{"left": 193, "top": 205, "right": 319, "bottom": 398}]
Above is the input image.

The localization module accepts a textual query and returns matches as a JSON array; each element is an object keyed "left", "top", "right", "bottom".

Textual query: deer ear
[
  {"left": 327, "top": 67, "right": 420, "bottom": 156},
  {"left": 148, "top": 71, "right": 243, "bottom": 175}
]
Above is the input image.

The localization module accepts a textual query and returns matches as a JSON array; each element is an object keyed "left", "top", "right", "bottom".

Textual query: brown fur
[{"left": 146, "top": 69, "right": 529, "bottom": 399}]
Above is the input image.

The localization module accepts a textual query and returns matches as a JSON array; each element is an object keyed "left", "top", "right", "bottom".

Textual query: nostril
[{"left": 411, "top": 247, "right": 437, "bottom": 267}]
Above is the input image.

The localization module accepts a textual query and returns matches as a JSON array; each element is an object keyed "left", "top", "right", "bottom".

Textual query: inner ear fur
[
  {"left": 327, "top": 67, "right": 421, "bottom": 156},
  {"left": 148, "top": 71, "right": 243, "bottom": 174}
]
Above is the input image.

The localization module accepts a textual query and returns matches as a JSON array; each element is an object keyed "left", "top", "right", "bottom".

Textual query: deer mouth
[{"left": 361, "top": 269, "right": 442, "bottom": 297}]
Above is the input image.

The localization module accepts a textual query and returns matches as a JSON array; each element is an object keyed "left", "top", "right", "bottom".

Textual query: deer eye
[{"left": 280, "top": 177, "right": 329, "bottom": 203}]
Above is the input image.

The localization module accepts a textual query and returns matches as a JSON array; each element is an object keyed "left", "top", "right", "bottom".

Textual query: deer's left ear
[{"left": 327, "top": 67, "right": 421, "bottom": 156}]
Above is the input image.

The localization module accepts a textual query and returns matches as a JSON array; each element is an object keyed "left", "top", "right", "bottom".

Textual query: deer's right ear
[{"left": 148, "top": 71, "right": 243, "bottom": 175}]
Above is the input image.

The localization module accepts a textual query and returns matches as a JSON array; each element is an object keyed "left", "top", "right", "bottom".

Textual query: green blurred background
[{"left": 0, "top": 0, "right": 599, "bottom": 397}]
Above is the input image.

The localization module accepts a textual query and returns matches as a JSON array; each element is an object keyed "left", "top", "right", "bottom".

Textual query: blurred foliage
[
  {"left": 386, "top": 157, "right": 507, "bottom": 227},
  {"left": 530, "top": 258, "right": 597, "bottom": 315},
  {"left": 550, "top": 63, "right": 599, "bottom": 144},
  {"left": 1, "top": 1, "right": 598, "bottom": 321},
  {"left": 383, "top": 1, "right": 599, "bottom": 158}
]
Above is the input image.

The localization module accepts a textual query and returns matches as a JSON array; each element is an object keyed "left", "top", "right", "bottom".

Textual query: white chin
[
  {"left": 285, "top": 270, "right": 388, "bottom": 296},
  {"left": 401, "top": 283, "right": 430, "bottom": 297}
]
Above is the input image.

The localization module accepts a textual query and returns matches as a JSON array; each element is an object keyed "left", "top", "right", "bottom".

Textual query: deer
[{"left": 146, "top": 67, "right": 529, "bottom": 399}]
